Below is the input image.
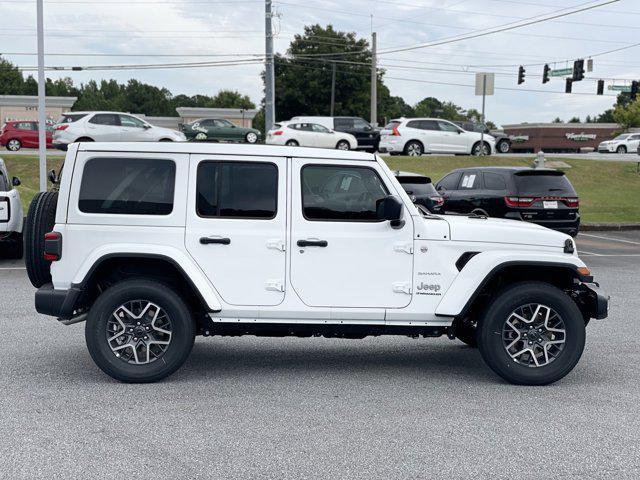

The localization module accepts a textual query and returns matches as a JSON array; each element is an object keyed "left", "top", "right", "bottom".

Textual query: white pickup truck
[{"left": 27, "top": 142, "right": 608, "bottom": 384}]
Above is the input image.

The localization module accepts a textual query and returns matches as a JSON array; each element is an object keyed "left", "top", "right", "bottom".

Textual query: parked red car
[{"left": 0, "top": 121, "right": 54, "bottom": 151}]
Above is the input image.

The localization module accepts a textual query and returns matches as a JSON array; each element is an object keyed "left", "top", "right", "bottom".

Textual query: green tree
[
  {"left": 613, "top": 97, "right": 640, "bottom": 130},
  {"left": 568, "top": 116, "right": 580, "bottom": 123},
  {"left": 210, "top": 90, "right": 255, "bottom": 109},
  {"left": 0, "top": 57, "right": 27, "bottom": 94},
  {"left": 552, "top": 117, "right": 563, "bottom": 123}
]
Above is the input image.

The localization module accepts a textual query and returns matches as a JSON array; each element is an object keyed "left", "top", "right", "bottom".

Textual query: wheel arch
[
  {"left": 404, "top": 138, "right": 424, "bottom": 153},
  {"left": 73, "top": 252, "right": 222, "bottom": 315},
  {"left": 436, "top": 259, "right": 590, "bottom": 319},
  {"left": 471, "top": 140, "right": 492, "bottom": 155}
]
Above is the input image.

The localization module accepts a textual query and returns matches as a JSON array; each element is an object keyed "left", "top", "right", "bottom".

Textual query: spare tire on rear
[{"left": 24, "top": 191, "right": 58, "bottom": 288}]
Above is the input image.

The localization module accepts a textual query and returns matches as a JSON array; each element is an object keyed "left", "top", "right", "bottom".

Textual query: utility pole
[
  {"left": 370, "top": 32, "right": 377, "bottom": 126},
  {"left": 264, "top": 0, "right": 275, "bottom": 132},
  {"left": 330, "top": 62, "right": 336, "bottom": 116},
  {"left": 36, "top": 0, "right": 46, "bottom": 192}
]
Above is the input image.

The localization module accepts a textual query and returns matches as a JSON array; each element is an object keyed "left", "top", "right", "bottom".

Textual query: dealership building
[
  {"left": 501, "top": 122, "right": 623, "bottom": 153},
  {"left": 0, "top": 95, "right": 258, "bottom": 130}
]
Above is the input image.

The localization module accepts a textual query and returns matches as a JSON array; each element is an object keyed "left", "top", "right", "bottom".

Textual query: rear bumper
[
  {"left": 35, "top": 283, "right": 82, "bottom": 320},
  {"left": 505, "top": 212, "right": 580, "bottom": 235},
  {"left": 53, "top": 143, "right": 68, "bottom": 151}
]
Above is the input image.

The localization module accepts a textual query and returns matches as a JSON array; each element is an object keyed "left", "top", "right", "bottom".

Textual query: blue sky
[{"left": 2, "top": 0, "right": 638, "bottom": 126}]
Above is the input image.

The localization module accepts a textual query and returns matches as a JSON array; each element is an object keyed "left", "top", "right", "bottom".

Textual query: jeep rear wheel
[
  {"left": 24, "top": 191, "right": 58, "bottom": 287},
  {"left": 85, "top": 279, "right": 195, "bottom": 383},
  {"left": 478, "top": 281, "right": 585, "bottom": 385}
]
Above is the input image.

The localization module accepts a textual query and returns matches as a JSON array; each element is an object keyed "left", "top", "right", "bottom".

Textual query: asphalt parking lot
[{"left": 1, "top": 231, "right": 639, "bottom": 479}]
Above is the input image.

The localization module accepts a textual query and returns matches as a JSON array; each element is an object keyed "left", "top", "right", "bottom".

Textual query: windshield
[
  {"left": 515, "top": 172, "right": 576, "bottom": 196},
  {"left": 614, "top": 134, "right": 631, "bottom": 140},
  {"left": 397, "top": 177, "right": 437, "bottom": 195}
]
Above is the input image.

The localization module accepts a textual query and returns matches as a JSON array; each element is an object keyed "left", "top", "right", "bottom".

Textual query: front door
[
  {"left": 290, "top": 159, "right": 414, "bottom": 308},
  {"left": 185, "top": 155, "right": 287, "bottom": 306},
  {"left": 437, "top": 120, "right": 468, "bottom": 153},
  {"left": 119, "top": 114, "right": 152, "bottom": 141}
]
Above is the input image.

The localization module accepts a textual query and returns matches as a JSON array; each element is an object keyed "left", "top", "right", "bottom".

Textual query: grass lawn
[
  {"left": 383, "top": 155, "right": 640, "bottom": 224},
  {"left": 2, "top": 153, "right": 639, "bottom": 224}
]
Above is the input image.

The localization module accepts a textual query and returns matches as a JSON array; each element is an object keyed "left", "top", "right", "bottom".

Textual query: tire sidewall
[
  {"left": 617, "top": 145, "right": 626, "bottom": 154},
  {"left": 336, "top": 140, "right": 350, "bottom": 150},
  {"left": 7, "top": 139, "right": 21, "bottom": 151},
  {"left": 85, "top": 280, "right": 195, "bottom": 383},
  {"left": 246, "top": 132, "right": 258, "bottom": 143},
  {"left": 405, "top": 141, "right": 423, "bottom": 156},
  {"left": 478, "top": 282, "right": 586, "bottom": 385}
]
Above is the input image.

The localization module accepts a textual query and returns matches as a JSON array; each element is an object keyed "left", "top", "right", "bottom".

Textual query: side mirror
[
  {"left": 364, "top": 125, "right": 373, "bottom": 131},
  {"left": 143, "top": 125, "right": 152, "bottom": 129},
  {"left": 12, "top": 176, "right": 21, "bottom": 187},
  {"left": 47, "top": 169, "right": 58, "bottom": 184},
  {"left": 376, "top": 196, "right": 404, "bottom": 228}
]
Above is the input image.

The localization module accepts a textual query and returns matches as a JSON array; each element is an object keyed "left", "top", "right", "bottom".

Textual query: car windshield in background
[
  {"left": 385, "top": 121, "right": 401, "bottom": 130},
  {"left": 614, "top": 134, "right": 631, "bottom": 140},
  {"left": 514, "top": 172, "right": 576, "bottom": 196},
  {"left": 58, "top": 114, "right": 87, "bottom": 123},
  {"left": 397, "top": 177, "right": 437, "bottom": 195}
]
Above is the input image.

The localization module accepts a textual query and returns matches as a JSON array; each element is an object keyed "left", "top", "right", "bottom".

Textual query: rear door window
[
  {"left": 79, "top": 158, "right": 176, "bottom": 215},
  {"left": 514, "top": 172, "right": 576, "bottom": 196},
  {"left": 89, "top": 114, "right": 120, "bottom": 126},
  {"left": 334, "top": 118, "right": 354, "bottom": 130},
  {"left": 483, "top": 172, "right": 507, "bottom": 190},
  {"left": 460, "top": 172, "right": 480, "bottom": 189},
  {"left": 196, "top": 161, "right": 278, "bottom": 219}
]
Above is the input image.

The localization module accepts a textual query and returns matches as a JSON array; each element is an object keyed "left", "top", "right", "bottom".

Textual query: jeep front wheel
[
  {"left": 85, "top": 279, "right": 195, "bottom": 383},
  {"left": 477, "top": 281, "right": 585, "bottom": 385}
]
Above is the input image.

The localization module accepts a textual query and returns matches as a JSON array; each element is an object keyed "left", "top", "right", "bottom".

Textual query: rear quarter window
[
  {"left": 58, "top": 114, "right": 87, "bottom": 123},
  {"left": 79, "top": 157, "right": 176, "bottom": 215}
]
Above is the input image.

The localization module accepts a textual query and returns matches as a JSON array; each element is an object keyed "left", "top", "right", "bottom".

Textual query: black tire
[
  {"left": 75, "top": 137, "right": 94, "bottom": 143},
  {"left": 24, "top": 191, "right": 58, "bottom": 288},
  {"left": 6, "top": 139, "right": 21, "bottom": 151},
  {"left": 472, "top": 141, "right": 491, "bottom": 156},
  {"left": 497, "top": 140, "right": 510, "bottom": 154},
  {"left": 159, "top": 138, "right": 173, "bottom": 142},
  {"left": 616, "top": 145, "right": 627, "bottom": 154},
  {"left": 336, "top": 140, "right": 350, "bottom": 150},
  {"left": 285, "top": 139, "right": 299, "bottom": 146},
  {"left": 478, "top": 281, "right": 585, "bottom": 385},
  {"left": 404, "top": 140, "right": 423, "bottom": 156},
  {"left": 452, "top": 317, "right": 477, "bottom": 348},
  {"left": 85, "top": 279, "right": 195, "bottom": 383},
  {"left": 471, "top": 208, "right": 489, "bottom": 217}
]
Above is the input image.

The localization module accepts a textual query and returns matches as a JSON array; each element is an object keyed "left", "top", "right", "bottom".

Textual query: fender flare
[
  {"left": 435, "top": 252, "right": 589, "bottom": 317},
  {"left": 72, "top": 248, "right": 222, "bottom": 311}
]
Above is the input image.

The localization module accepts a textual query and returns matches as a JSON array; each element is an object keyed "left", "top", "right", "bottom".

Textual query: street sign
[
  {"left": 550, "top": 67, "right": 573, "bottom": 77},
  {"left": 475, "top": 73, "right": 495, "bottom": 96},
  {"left": 608, "top": 85, "right": 632, "bottom": 92}
]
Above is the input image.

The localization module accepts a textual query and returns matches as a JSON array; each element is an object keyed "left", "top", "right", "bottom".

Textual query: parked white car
[
  {"left": 0, "top": 157, "right": 23, "bottom": 258},
  {"left": 266, "top": 121, "right": 357, "bottom": 150},
  {"left": 27, "top": 142, "right": 608, "bottom": 385},
  {"left": 379, "top": 118, "right": 496, "bottom": 156},
  {"left": 597, "top": 133, "right": 640, "bottom": 154},
  {"left": 52, "top": 111, "right": 185, "bottom": 150}
]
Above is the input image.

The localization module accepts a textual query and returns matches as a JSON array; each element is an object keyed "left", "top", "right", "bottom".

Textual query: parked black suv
[
  {"left": 393, "top": 171, "right": 444, "bottom": 213},
  {"left": 454, "top": 121, "right": 511, "bottom": 154},
  {"left": 435, "top": 167, "right": 580, "bottom": 236}
]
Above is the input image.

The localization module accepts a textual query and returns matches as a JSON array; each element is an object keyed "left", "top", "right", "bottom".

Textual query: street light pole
[
  {"left": 36, "top": 0, "right": 46, "bottom": 192},
  {"left": 370, "top": 32, "right": 377, "bottom": 127}
]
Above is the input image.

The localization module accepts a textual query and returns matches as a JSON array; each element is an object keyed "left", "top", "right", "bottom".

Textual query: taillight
[
  {"left": 564, "top": 197, "right": 579, "bottom": 208},
  {"left": 504, "top": 196, "right": 535, "bottom": 207},
  {"left": 273, "top": 130, "right": 283, "bottom": 136},
  {"left": 392, "top": 126, "right": 401, "bottom": 136},
  {"left": 55, "top": 124, "right": 69, "bottom": 131},
  {"left": 43, "top": 231, "right": 62, "bottom": 261}
]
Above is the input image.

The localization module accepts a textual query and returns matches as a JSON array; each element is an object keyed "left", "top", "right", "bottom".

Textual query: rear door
[
  {"left": 185, "top": 155, "right": 287, "bottom": 306},
  {"left": 86, "top": 114, "right": 122, "bottom": 141},
  {"left": 411, "top": 120, "right": 442, "bottom": 152}
]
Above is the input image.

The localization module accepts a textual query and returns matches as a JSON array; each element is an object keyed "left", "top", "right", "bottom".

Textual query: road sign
[
  {"left": 475, "top": 73, "right": 495, "bottom": 96},
  {"left": 550, "top": 67, "right": 573, "bottom": 77},
  {"left": 608, "top": 85, "right": 631, "bottom": 92}
]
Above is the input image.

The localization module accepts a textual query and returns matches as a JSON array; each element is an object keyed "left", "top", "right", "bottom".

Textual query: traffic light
[
  {"left": 565, "top": 78, "right": 573, "bottom": 93},
  {"left": 542, "top": 64, "right": 550, "bottom": 84},
  {"left": 597, "top": 79, "right": 604, "bottom": 95},
  {"left": 631, "top": 81, "right": 639, "bottom": 100},
  {"left": 517, "top": 66, "right": 526, "bottom": 85},
  {"left": 572, "top": 59, "right": 585, "bottom": 81}
]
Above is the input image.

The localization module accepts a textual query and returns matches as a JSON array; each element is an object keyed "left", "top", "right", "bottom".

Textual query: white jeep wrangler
[
  {"left": 27, "top": 142, "right": 608, "bottom": 384},
  {"left": 0, "top": 157, "right": 24, "bottom": 258}
]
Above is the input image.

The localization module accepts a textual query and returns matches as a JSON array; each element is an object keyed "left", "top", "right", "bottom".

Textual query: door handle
[
  {"left": 297, "top": 239, "right": 328, "bottom": 247},
  {"left": 200, "top": 236, "right": 231, "bottom": 245}
]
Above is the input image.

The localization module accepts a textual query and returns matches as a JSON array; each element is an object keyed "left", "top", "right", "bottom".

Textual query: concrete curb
[{"left": 581, "top": 223, "right": 640, "bottom": 231}]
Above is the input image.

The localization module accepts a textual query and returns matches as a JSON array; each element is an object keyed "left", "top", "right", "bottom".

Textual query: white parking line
[
  {"left": 579, "top": 233, "right": 640, "bottom": 246},
  {"left": 0, "top": 267, "right": 26, "bottom": 270},
  {"left": 578, "top": 250, "right": 640, "bottom": 257}
]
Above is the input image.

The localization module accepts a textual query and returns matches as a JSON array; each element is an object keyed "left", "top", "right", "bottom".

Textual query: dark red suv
[{"left": 0, "top": 121, "right": 53, "bottom": 151}]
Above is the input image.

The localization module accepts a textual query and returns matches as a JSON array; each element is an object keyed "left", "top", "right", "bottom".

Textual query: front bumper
[
  {"left": 576, "top": 282, "right": 609, "bottom": 320},
  {"left": 35, "top": 283, "right": 82, "bottom": 320}
]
